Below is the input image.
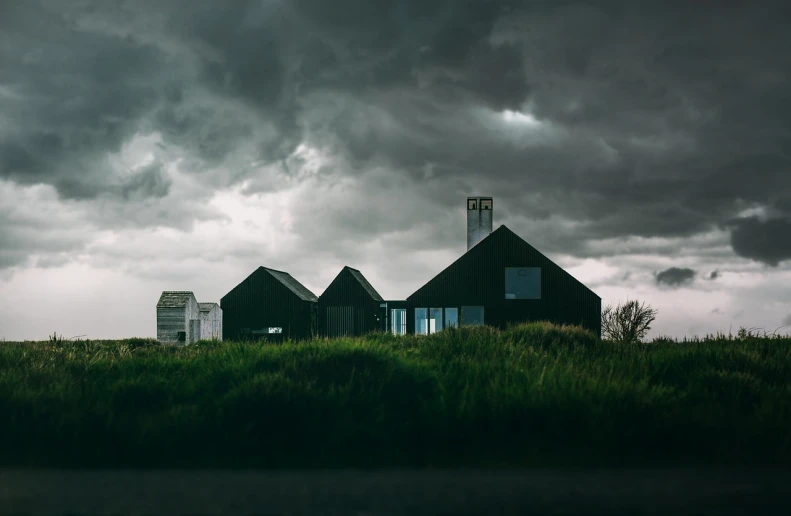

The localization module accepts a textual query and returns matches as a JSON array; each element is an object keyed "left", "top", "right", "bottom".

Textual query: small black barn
[
  {"left": 406, "top": 225, "right": 601, "bottom": 338},
  {"left": 220, "top": 266, "right": 318, "bottom": 342},
  {"left": 319, "top": 266, "right": 384, "bottom": 338}
]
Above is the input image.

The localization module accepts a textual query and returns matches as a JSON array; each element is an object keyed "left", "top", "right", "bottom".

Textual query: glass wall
[
  {"left": 415, "top": 308, "right": 428, "bottom": 335},
  {"left": 390, "top": 309, "right": 406, "bottom": 335},
  {"left": 429, "top": 308, "right": 443, "bottom": 333},
  {"left": 444, "top": 307, "right": 458, "bottom": 328},
  {"left": 461, "top": 306, "right": 484, "bottom": 326}
]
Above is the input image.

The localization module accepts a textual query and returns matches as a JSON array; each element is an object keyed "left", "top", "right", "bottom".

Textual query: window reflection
[
  {"left": 415, "top": 308, "right": 428, "bottom": 335},
  {"left": 429, "top": 308, "right": 443, "bottom": 333},
  {"left": 390, "top": 309, "right": 406, "bottom": 335},
  {"left": 461, "top": 306, "right": 484, "bottom": 326},
  {"left": 444, "top": 307, "right": 458, "bottom": 328},
  {"left": 505, "top": 267, "right": 541, "bottom": 299}
]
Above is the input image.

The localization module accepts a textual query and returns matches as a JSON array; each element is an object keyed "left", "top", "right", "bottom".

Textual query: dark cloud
[
  {"left": 290, "top": 0, "right": 791, "bottom": 255},
  {"left": 40, "top": 162, "right": 171, "bottom": 201},
  {"left": 726, "top": 217, "right": 791, "bottom": 267},
  {"left": 0, "top": 1, "right": 173, "bottom": 199},
  {"left": 0, "top": 185, "right": 90, "bottom": 269},
  {"left": 709, "top": 270, "right": 720, "bottom": 280},
  {"left": 655, "top": 267, "right": 696, "bottom": 287},
  {"left": 772, "top": 196, "right": 791, "bottom": 215},
  {"left": 421, "top": 41, "right": 529, "bottom": 111},
  {"left": 116, "top": 162, "right": 172, "bottom": 201},
  {"left": 1, "top": 0, "right": 790, "bottom": 272}
]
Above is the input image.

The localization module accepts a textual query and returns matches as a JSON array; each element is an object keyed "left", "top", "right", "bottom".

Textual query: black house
[
  {"left": 218, "top": 196, "right": 600, "bottom": 342},
  {"left": 220, "top": 266, "right": 319, "bottom": 342},
  {"left": 318, "top": 266, "right": 384, "bottom": 338},
  {"left": 406, "top": 223, "right": 601, "bottom": 338}
]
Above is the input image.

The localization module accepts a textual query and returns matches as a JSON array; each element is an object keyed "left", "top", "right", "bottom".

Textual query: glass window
[
  {"left": 461, "top": 306, "right": 484, "bottom": 326},
  {"left": 505, "top": 267, "right": 541, "bottom": 299},
  {"left": 415, "top": 308, "right": 428, "bottom": 335},
  {"left": 429, "top": 308, "right": 443, "bottom": 334},
  {"left": 390, "top": 309, "right": 406, "bottom": 335},
  {"left": 444, "top": 307, "right": 458, "bottom": 328}
]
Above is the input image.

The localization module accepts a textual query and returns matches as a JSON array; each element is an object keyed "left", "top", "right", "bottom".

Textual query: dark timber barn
[
  {"left": 220, "top": 266, "right": 318, "bottom": 342},
  {"left": 319, "top": 266, "right": 385, "bottom": 338},
  {"left": 402, "top": 197, "right": 601, "bottom": 338}
]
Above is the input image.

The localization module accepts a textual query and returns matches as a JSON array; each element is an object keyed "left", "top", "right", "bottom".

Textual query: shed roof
[
  {"left": 345, "top": 266, "right": 384, "bottom": 301},
  {"left": 156, "top": 291, "right": 196, "bottom": 308},
  {"left": 263, "top": 267, "right": 319, "bottom": 302},
  {"left": 198, "top": 302, "right": 218, "bottom": 312}
]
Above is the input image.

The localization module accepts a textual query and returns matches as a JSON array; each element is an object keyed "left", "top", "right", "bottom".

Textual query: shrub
[{"left": 601, "top": 299, "right": 658, "bottom": 345}]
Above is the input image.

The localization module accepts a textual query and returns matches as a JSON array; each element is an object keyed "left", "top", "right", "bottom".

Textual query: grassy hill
[{"left": 1, "top": 322, "right": 789, "bottom": 468}]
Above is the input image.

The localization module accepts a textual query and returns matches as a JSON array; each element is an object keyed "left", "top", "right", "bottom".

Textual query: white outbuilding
[
  {"left": 156, "top": 291, "right": 200, "bottom": 344},
  {"left": 198, "top": 302, "right": 223, "bottom": 341}
]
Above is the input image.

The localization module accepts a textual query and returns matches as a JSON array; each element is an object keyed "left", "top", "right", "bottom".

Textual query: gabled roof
[
  {"left": 263, "top": 267, "right": 319, "bottom": 302},
  {"left": 156, "top": 291, "right": 196, "bottom": 308},
  {"left": 345, "top": 266, "right": 384, "bottom": 301},
  {"left": 407, "top": 224, "right": 601, "bottom": 301},
  {"left": 198, "top": 302, "right": 218, "bottom": 312}
]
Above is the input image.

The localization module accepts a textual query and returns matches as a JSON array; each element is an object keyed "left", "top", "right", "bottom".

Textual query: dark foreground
[
  {"left": 4, "top": 331, "right": 791, "bottom": 470},
  {"left": 2, "top": 469, "right": 790, "bottom": 516}
]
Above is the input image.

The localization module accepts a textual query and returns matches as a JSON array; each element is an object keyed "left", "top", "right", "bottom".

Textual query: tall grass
[{"left": 0, "top": 322, "right": 789, "bottom": 469}]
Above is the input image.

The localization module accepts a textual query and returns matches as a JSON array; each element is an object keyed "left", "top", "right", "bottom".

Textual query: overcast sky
[{"left": 1, "top": 0, "right": 790, "bottom": 341}]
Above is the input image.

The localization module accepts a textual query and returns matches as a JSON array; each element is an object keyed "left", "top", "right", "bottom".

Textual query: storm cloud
[
  {"left": 655, "top": 267, "right": 697, "bottom": 287},
  {"left": 727, "top": 216, "right": 791, "bottom": 267}
]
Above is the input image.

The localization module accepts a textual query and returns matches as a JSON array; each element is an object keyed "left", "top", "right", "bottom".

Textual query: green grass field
[{"left": 1, "top": 322, "right": 789, "bottom": 469}]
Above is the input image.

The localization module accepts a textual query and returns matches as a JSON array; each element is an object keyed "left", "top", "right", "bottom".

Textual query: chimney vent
[{"left": 467, "top": 196, "right": 493, "bottom": 250}]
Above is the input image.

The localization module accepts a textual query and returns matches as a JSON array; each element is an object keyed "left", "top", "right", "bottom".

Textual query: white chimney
[{"left": 467, "top": 196, "right": 493, "bottom": 250}]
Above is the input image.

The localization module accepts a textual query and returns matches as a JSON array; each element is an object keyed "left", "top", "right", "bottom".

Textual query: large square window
[
  {"left": 461, "top": 306, "right": 484, "bottom": 326},
  {"left": 505, "top": 267, "right": 541, "bottom": 299},
  {"left": 415, "top": 308, "right": 428, "bottom": 335}
]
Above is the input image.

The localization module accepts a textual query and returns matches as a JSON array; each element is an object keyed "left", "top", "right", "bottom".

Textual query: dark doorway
[{"left": 378, "top": 304, "right": 388, "bottom": 332}]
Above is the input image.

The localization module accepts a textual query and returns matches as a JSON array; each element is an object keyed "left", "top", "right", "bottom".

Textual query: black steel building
[
  {"left": 318, "top": 266, "right": 384, "bottom": 338},
  {"left": 220, "top": 266, "right": 318, "bottom": 342},
  {"left": 405, "top": 224, "right": 601, "bottom": 338},
  {"left": 218, "top": 196, "right": 600, "bottom": 342}
]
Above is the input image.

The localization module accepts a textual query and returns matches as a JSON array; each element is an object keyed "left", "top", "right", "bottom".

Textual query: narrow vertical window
[
  {"left": 444, "top": 308, "right": 458, "bottom": 328},
  {"left": 415, "top": 308, "right": 428, "bottom": 335},
  {"left": 429, "top": 308, "right": 443, "bottom": 333},
  {"left": 390, "top": 309, "right": 407, "bottom": 336}
]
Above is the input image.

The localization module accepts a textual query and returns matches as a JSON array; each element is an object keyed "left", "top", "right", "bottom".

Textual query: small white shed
[
  {"left": 198, "top": 302, "right": 222, "bottom": 341},
  {"left": 156, "top": 291, "right": 200, "bottom": 344}
]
